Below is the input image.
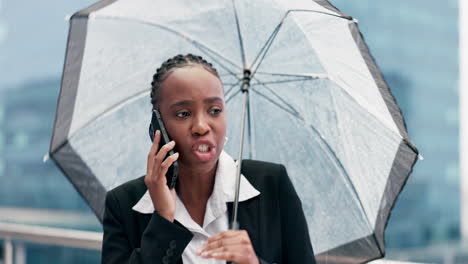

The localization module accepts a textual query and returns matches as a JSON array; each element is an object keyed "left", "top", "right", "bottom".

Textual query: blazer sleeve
[
  {"left": 101, "top": 190, "right": 193, "bottom": 264},
  {"left": 278, "top": 164, "right": 316, "bottom": 264}
]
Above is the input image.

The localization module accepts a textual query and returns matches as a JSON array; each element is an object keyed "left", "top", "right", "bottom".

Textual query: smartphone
[{"left": 148, "top": 109, "right": 179, "bottom": 189}]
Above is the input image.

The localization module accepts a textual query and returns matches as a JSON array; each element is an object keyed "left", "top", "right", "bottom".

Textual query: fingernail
[
  {"left": 201, "top": 252, "right": 209, "bottom": 257},
  {"left": 170, "top": 141, "right": 175, "bottom": 146}
]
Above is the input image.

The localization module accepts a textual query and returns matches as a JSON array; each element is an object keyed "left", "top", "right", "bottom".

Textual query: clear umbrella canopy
[{"left": 49, "top": 0, "right": 418, "bottom": 263}]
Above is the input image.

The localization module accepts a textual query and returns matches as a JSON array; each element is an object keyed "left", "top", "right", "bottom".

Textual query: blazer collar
[{"left": 132, "top": 151, "right": 260, "bottom": 214}]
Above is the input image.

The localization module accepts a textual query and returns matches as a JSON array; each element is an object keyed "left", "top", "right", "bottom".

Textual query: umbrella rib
[
  {"left": 330, "top": 76, "right": 403, "bottom": 137},
  {"left": 191, "top": 42, "right": 242, "bottom": 81},
  {"left": 250, "top": 88, "right": 302, "bottom": 120},
  {"left": 305, "top": 118, "right": 374, "bottom": 234},
  {"left": 255, "top": 71, "right": 403, "bottom": 137},
  {"left": 250, "top": 9, "right": 352, "bottom": 76},
  {"left": 226, "top": 89, "right": 242, "bottom": 103},
  {"left": 255, "top": 71, "right": 329, "bottom": 79},
  {"left": 224, "top": 79, "right": 243, "bottom": 99},
  {"left": 252, "top": 88, "right": 373, "bottom": 232},
  {"left": 231, "top": 0, "right": 247, "bottom": 68},
  {"left": 251, "top": 76, "right": 314, "bottom": 85},
  {"left": 59, "top": 80, "right": 244, "bottom": 153},
  {"left": 326, "top": 81, "right": 376, "bottom": 234},
  {"left": 220, "top": 73, "right": 242, "bottom": 77},
  {"left": 220, "top": 73, "right": 243, "bottom": 81},
  {"left": 52, "top": 88, "right": 151, "bottom": 152},
  {"left": 250, "top": 21, "right": 282, "bottom": 75},
  {"left": 251, "top": 81, "right": 301, "bottom": 116},
  {"left": 96, "top": 16, "right": 242, "bottom": 75}
]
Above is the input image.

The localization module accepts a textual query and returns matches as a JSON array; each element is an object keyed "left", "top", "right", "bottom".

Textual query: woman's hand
[
  {"left": 198, "top": 230, "right": 259, "bottom": 264},
  {"left": 144, "top": 130, "right": 179, "bottom": 222}
]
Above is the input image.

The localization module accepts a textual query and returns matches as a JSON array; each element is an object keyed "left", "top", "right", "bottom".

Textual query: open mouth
[
  {"left": 192, "top": 141, "right": 216, "bottom": 161},
  {"left": 197, "top": 144, "right": 211, "bottom": 152}
]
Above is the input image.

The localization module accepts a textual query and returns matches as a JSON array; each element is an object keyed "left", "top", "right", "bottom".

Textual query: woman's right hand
[{"left": 144, "top": 130, "right": 179, "bottom": 222}]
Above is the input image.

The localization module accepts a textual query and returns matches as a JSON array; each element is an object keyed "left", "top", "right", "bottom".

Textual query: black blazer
[{"left": 101, "top": 160, "right": 316, "bottom": 264}]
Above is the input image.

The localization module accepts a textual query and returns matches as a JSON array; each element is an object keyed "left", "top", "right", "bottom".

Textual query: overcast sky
[{"left": 0, "top": 0, "right": 95, "bottom": 90}]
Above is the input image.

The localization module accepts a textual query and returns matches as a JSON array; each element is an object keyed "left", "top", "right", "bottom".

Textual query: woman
[{"left": 101, "top": 54, "right": 315, "bottom": 264}]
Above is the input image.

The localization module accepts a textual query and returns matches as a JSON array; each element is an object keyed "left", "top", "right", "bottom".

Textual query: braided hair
[{"left": 150, "top": 54, "right": 220, "bottom": 109}]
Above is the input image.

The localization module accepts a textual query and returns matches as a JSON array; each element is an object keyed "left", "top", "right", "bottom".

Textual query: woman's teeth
[{"left": 197, "top": 145, "right": 210, "bottom": 152}]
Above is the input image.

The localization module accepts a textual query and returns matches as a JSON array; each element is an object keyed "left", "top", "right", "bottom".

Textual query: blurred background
[{"left": 0, "top": 0, "right": 465, "bottom": 263}]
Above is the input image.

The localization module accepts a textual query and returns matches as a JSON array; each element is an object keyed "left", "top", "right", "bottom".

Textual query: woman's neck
[
  {"left": 176, "top": 161, "right": 218, "bottom": 226},
  {"left": 177, "top": 161, "right": 217, "bottom": 207}
]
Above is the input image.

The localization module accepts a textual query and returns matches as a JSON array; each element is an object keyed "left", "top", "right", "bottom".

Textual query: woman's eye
[
  {"left": 210, "top": 108, "right": 222, "bottom": 116},
  {"left": 176, "top": 111, "right": 190, "bottom": 118}
]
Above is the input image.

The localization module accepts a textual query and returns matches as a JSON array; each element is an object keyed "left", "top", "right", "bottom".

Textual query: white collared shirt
[{"left": 132, "top": 151, "right": 260, "bottom": 264}]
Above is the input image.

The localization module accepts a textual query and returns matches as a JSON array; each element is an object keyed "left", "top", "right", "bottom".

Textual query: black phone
[{"left": 149, "top": 109, "right": 179, "bottom": 189}]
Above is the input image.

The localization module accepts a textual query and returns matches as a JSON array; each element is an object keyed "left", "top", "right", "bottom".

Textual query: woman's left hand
[{"left": 197, "top": 230, "right": 259, "bottom": 264}]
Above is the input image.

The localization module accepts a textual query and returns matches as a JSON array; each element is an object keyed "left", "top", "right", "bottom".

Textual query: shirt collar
[{"left": 132, "top": 151, "right": 260, "bottom": 214}]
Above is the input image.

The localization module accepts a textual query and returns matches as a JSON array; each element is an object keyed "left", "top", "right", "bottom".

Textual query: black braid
[{"left": 150, "top": 54, "right": 220, "bottom": 109}]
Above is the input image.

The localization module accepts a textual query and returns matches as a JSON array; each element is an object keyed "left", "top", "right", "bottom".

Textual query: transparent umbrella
[{"left": 48, "top": 0, "right": 419, "bottom": 263}]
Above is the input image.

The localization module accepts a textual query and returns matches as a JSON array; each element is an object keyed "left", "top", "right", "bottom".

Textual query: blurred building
[
  {"left": 0, "top": 78, "right": 86, "bottom": 211},
  {"left": 0, "top": 79, "right": 101, "bottom": 263},
  {"left": 331, "top": 0, "right": 460, "bottom": 250},
  {"left": 462, "top": 0, "right": 468, "bottom": 243}
]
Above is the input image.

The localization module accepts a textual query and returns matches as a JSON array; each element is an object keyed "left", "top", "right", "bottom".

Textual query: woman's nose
[{"left": 191, "top": 115, "right": 210, "bottom": 136}]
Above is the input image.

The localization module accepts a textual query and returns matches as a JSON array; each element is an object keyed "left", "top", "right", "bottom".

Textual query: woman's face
[{"left": 158, "top": 65, "right": 226, "bottom": 171}]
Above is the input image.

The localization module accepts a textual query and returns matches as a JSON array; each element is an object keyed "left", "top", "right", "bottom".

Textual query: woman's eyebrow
[
  {"left": 170, "top": 97, "right": 223, "bottom": 108},
  {"left": 170, "top": 100, "right": 193, "bottom": 108},
  {"left": 204, "top": 97, "right": 224, "bottom": 104}
]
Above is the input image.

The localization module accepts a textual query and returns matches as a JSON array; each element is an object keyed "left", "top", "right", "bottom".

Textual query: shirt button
[
  {"left": 170, "top": 240, "right": 177, "bottom": 248},
  {"left": 166, "top": 248, "right": 174, "bottom": 256}
]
